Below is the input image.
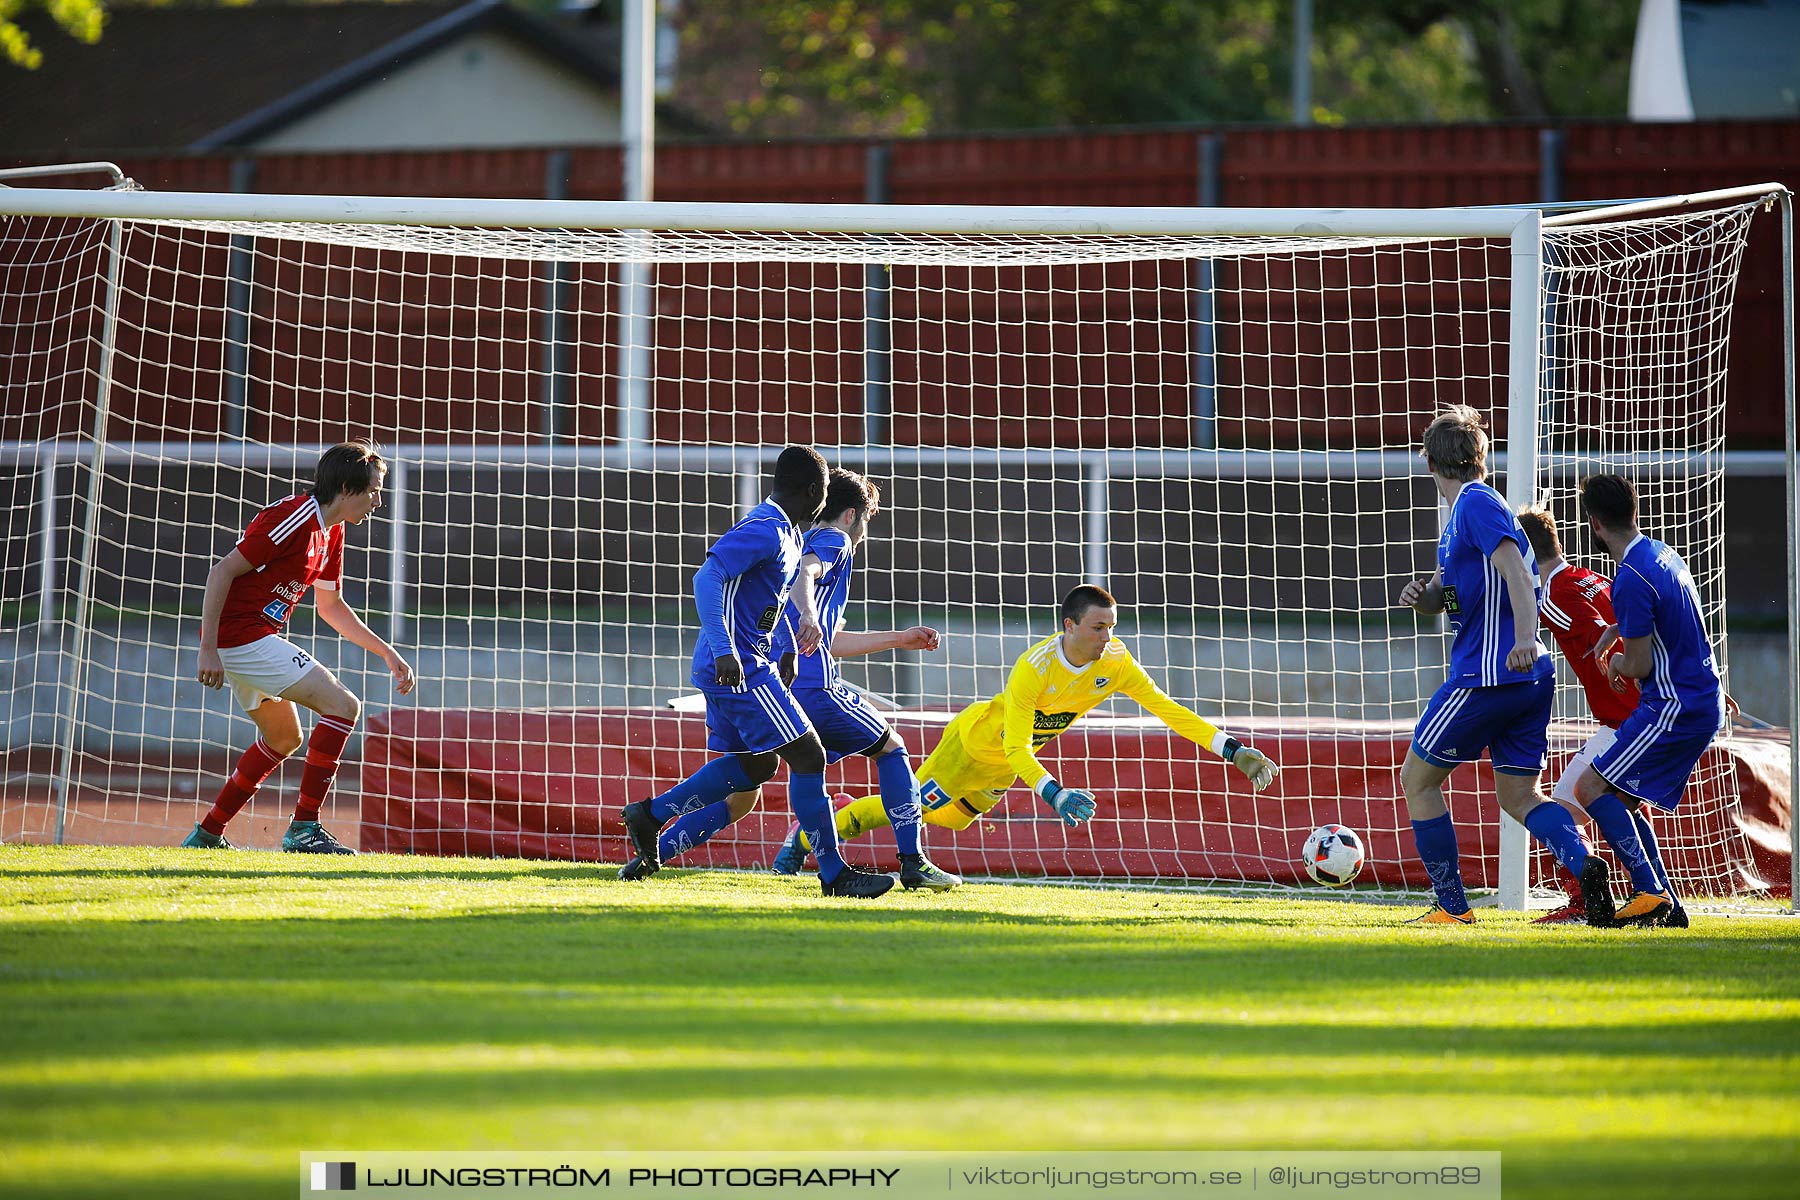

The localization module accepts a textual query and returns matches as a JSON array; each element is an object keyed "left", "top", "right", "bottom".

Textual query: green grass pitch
[{"left": 1, "top": 845, "right": 1796, "bottom": 1200}]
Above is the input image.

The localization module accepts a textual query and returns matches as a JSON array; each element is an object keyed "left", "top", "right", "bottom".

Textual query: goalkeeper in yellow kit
[{"left": 771, "top": 584, "right": 1281, "bottom": 874}]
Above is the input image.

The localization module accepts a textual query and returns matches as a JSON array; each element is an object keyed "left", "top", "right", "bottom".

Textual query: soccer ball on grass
[{"left": 1301, "top": 823, "right": 1365, "bottom": 887}]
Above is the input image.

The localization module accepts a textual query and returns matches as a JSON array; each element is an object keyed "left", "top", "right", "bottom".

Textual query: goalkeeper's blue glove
[{"left": 1038, "top": 779, "right": 1096, "bottom": 827}]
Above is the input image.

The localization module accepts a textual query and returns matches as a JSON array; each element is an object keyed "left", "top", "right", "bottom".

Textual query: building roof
[{"left": 0, "top": 0, "right": 688, "bottom": 158}]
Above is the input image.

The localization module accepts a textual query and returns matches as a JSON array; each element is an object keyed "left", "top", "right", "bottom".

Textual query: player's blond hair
[{"left": 1420, "top": 405, "right": 1488, "bottom": 482}]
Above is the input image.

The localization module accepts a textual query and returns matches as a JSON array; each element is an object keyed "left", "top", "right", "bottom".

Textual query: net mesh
[{"left": 0, "top": 197, "right": 1775, "bottom": 899}]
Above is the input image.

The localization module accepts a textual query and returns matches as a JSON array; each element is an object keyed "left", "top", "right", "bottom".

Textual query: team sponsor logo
[
  {"left": 1441, "top": 585, "right": 1461, "bottom": 615},
  {"left": 262, "top": 599, "right": 292, "bottom": 624},
  {"left": 1032, "top": 711, "right": 1077, "bottom": 745},
  {"left": 757, "top": 604, "right": 780, "bottom": 634},
  {"left": 1094, "top": 677, "right": 1110, "bottom": 687}
]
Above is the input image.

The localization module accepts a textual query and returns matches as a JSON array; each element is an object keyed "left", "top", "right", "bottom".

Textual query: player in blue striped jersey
[
  {"left": 618, "top": 446, "right": 894, "bottom": 898},
  {"left": 769, "top": 470, "right": 960, "bottom": 890},
  {"left": 630, "top": 469, "right": 958, "bottom": 891},
  {"left": 1396, "top": 405, "right": 1597, "bottom": 925},
  {"left": 1566, "top": 473, "right": 1725, "bottom": 927}
]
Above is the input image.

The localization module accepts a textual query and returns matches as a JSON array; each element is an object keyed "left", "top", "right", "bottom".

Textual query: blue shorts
[
  {"left": 700, "top": 676, "right": 815, "bottom": 756},
  {"left": 1410, "top": 673, "right": 1554, "bottom": 776},
  {"left": 1591, "top": 693, "right": 1724, "bottom": 811},
  {"left": 793, "top": 683, "right": 892, "bottom": 764}
]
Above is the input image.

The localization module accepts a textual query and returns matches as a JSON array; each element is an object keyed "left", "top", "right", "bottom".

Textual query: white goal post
[{"left": 1, "top": 176, "right": 1793, "bottom": 909}]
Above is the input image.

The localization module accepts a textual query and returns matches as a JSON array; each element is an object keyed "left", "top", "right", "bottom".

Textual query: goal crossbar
[{"left": 0, "top": 185, "right": 1537, "bottom": 238}]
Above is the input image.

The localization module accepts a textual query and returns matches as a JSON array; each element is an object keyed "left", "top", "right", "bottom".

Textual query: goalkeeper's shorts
[{"left": 914, "top": 709, "right": 1017, "bottom": 831}]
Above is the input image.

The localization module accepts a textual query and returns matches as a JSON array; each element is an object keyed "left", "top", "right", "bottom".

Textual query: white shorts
[
  {"left": 1551, "top": 726, "right": 1618, "bottom": 810},
  {"left": 216, "top": 634, "right": 318, "bottom": 713}
]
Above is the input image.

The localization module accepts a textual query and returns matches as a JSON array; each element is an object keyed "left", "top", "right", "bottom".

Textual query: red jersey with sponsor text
[
  {"left": 1538, "top": 561, "right": 1640, "bottom": 728},
  {"left": 216, "top": 494, "right": 343, "bottom": 649}
]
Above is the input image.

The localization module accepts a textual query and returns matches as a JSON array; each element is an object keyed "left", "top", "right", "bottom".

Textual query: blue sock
[
  {"left": 1586, "top": 792, "right": 1662, "bottom": 894},
  {"left": 658, "top": 800, "right": 735, "bottom": 863},
  {"left": 788, "top": 772, "right": 846, "bottom": 882},
  {"left": 1410, "top": 813, "right": 1470, "bottom": 915},
  {"left": 1631, "top": 807, "right": 1679, "bottom": 903},
  {"left": 1523, "top": 802, "right": 1590, "bottom": 876},
  {"left": 648, "top": 757, "right": 755, "bottom": 822},
  {"left": 876, "top": 746, "right": 923, "bottom": 857}
]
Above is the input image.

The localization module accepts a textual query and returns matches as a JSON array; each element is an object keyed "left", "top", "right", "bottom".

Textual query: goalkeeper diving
[{"left": 773, "top": 584, "right": 1280, "bottom": 872}]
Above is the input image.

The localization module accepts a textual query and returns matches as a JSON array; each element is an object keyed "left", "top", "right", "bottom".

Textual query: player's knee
[
  {"left": 1397, "top": 753, "right": 1431, "bottom": 798},
  {"left": 780, "top": 735, "right": 827, "bottom": 775},
  {"left": 323, "top": 690, "right": 361, "bottom": 725},
  {"left": 266, "top": 731, "right": 304, "bottom": 758},
  {"left": 1572, "top": 768, "right": 1607, "bottom": 807},
  {"left": 725, "top": 787, "right": 761, "bottom": 822},
  {"left": 735, "top": 752, "right": 780, "bottom": 786}
]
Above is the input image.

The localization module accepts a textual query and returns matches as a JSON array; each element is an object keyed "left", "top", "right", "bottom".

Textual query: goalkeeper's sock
[
  {"left": 834, "top": 795, "right": 889, "bottom": 842},
  {"left": 1630, "top": 806, "right": 1678, "bottom": 901},
  {"left": 797, "top": 794, "right": 890, "bottom": 853},
  {"left": 202, "top": 738, "right": 286, "bottom": 835},
  {"left": 658, "top": 800, "right": 734, "bottom": 863},
  {"left": 875, "top": 746, "right": 923, "bottom": 857},
  {"left": 294, "top": 715, "right": 355, "bottom": 823},
  {"left": 1409, "top": 813, "right": 1471, "bottom": 916},
  {"left": 788, "top": 771, "right": 847, "bottom": 883},
  {"left": 648, "top": 757, "right": 756, "bottom": 823},
  {"left": 1587, "top": 793, "right": 1663, "bottom": 894},
  {"left": 1523, "top": 801, "right": 1590, "bottom": 876}
]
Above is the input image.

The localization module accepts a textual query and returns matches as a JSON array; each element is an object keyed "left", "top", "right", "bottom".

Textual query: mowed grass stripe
[{"left": 1, "top": 845, "right": 1795, "bottom": 1200}]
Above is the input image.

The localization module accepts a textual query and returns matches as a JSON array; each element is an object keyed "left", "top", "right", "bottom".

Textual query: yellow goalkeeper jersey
[{"left": 956, "top": 631, "right": 1228, "bottom": 795}]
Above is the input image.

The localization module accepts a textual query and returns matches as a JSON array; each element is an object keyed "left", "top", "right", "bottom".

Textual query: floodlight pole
[
  {"left": 617, "top": 0, "right": 655, "bottom": 446},
  {"left": 1497, "top": 209, "right": 1544, "bottom": 911}
]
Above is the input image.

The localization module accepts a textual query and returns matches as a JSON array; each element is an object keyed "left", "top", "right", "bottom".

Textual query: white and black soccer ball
[{"left": 1301, "top": 823, "right": 1366, "bottom": 888}]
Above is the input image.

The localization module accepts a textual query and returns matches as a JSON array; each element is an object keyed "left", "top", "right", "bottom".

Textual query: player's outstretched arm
[
  {"left": 315, "top": 589, "right": 416, "bottom": 695},
  {"left": 1397, "top": 569, "right": 1446, "bottom": 615},
  {"left": 829, "top": 626, "right": 941, "bottom": 658},
  {"left": 196, "top": 549, "right": 256, "bottom": 689}
]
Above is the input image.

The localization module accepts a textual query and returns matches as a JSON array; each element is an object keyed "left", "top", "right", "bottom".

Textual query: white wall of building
[{"left": 255, "top": 30, "right": 621, "bottom": 151}]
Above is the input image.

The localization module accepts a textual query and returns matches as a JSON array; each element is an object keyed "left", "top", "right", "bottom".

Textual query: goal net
[{"left": 0, "top": 185, "right": 1786, "bottom": 903}]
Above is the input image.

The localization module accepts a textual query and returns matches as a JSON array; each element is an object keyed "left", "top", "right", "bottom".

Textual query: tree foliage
[
  {"left": 2, "top": 0, "right": 106, "bottom": 69},
  {"left": 672, "top": 0, "right": 1637, "bottom": 137}
]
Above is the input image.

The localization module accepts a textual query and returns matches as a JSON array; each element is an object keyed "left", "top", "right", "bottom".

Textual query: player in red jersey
[
  {"left": 183, "top": 440, "right": 415, "bottom": 853},
  {"left": 1518, "top": 506, "right": 1685, "bottom": 925}
]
